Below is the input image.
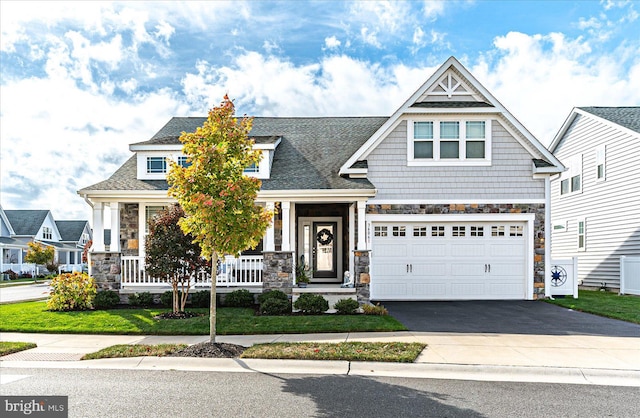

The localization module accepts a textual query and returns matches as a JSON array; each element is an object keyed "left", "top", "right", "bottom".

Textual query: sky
[{"left": 1, "top": 0, "right": 639, "bottom": 224}]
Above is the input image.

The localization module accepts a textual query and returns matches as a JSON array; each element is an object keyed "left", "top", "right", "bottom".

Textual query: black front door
[{"left": 312, "top": 222, "right": 337, "bottom": 279}]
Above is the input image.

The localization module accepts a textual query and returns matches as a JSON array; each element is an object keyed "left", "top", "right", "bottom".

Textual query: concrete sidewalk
[{"left": 1, "top": 331, "right": 639, "bottom": 387}]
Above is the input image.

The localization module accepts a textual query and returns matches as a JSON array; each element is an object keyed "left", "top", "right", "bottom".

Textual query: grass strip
[
  {"left": 0, "top": 302, "right": 406, "bottom": 335},
  {"left": 0, "top": 341, "right": 37, "bottom": 356},
  {"left": 241, "top": 342, "right": 426, "bottom": 363},
  {"left": 545, "top": 290, "right": 640, "bottom": 324},
  {"left": 81, "top": 344, "right": 187, "bottom": 360}
]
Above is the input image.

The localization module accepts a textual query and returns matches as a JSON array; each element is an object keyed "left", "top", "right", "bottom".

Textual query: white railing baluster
[{"left": 121, "top": 255, "right": 263, "bottom": 289}]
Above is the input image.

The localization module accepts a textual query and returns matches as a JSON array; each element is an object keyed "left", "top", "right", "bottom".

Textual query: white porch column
[
  {"left": 110, "top": 202, "right": 121, "bottom": 252},
  {"left": 357, "top": 200, "right": 366, "bottom": 250},
  {"left": 281, "top": 201, "right": 291, "bottom": 251},
  {"left": 265, "top": 202, "right": 275, "bottom": 251},
  {"left": 92, "top": 202, "right": 105, "bottom": 251}
]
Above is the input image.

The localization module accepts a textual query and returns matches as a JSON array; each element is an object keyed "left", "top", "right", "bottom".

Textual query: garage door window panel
[
  {"left": 431, "top": 226, "right": 445, "bottom": 237},
  {"left": 374, "top": 226, "right": 388, "bottom": 237}
]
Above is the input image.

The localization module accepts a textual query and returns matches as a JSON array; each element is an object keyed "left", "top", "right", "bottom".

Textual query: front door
[
  {"left": 313, "top": 222, "right": 337, "bottom": 279},
  {"left": 298, "top": 217, "right": 342, "bottom": 282}
]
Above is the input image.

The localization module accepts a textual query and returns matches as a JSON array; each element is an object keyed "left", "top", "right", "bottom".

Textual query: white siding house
[{"left": 550, "top": 107, "right": 640, "bottom": 290}]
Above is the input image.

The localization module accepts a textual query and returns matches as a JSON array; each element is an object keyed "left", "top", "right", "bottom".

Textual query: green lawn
[
  {"left": 0, "top": 301, "right": 406, "bottom": 335},
  {"left": 0, "top": 341, "right": 37, "bottom": 356},
  {"left": 545, "top": 290, "right": 640, "bottom": 324}
]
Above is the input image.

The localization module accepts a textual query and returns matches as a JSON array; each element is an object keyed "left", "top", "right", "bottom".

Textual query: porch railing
[
  {"left": 121, "top": 255, "right": 263, "bottom": 288},
  {"left": 0, "top": 263, "right": 36, "bottom": 276}
]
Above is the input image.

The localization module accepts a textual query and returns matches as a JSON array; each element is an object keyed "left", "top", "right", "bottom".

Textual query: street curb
[{"left": 2, "top": 357, "right": 638, "bottom": 387}]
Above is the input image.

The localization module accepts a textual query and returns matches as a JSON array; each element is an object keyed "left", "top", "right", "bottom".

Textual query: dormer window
[
  {"left": 146, "top": 157, "right": 167, "bottom": 174},
  {"left": 244, "top": 162, "right": 259, "bottom": 174},
  {"left": 408, "top": 118, "right": 491, "bottom": 166},
  {"left": 178, "top": 156, "right": 191, "bottom": 168}
]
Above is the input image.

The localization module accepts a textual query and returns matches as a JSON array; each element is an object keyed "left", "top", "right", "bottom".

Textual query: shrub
[
  {"left": 47, "top": 272, "right": 97, "bottom": 311},
  {"left": 334, "top": 298, "right": 359, "bottom": 315},
  {"left": 129, "top": 292, "right": 154, "bottom": 307},
  {"left": 19, "top": 273, "right": 33, "bottom": 279},
  {"left": 190, "top": 290, "right": 211, "bottom": 308},
  {"left": 94, "top": 290, "right": 120, "bottom": 309},
  {"left": 224, "top": 289, "right": 255, "bottom": 307},
  {"left": 257, "top": 290, "right": 289, "bottom": 305},
  {"left": 3, "top": 270, "right": 18, "bottom": 280},
  {"left": 160, "top": 291, "right": 177, "bottom": 307},
  {"left": 260, "top": 298, "right": 291, "bottom": 315},
  {"left": 362, "top": 303, "right": 389, "bottom": 316},
  {"left": 294, "top": 293, "right": 329, "bottom": 314}
]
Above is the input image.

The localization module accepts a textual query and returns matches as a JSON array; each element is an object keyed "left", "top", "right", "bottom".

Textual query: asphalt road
[{"left": 2, "top": 368, "right": 638, "bottom": 418}]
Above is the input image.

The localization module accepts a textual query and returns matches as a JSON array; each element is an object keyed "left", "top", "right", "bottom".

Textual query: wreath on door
[{"left": 316, "top": 228, "right": 334, "bottom": 245}]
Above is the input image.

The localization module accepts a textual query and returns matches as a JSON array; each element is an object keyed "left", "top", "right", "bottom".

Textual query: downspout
[{"left": 544, "top": 175, "right": 553, "bottom": 299}]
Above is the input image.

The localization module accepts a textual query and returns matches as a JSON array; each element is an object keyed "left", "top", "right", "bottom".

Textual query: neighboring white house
[
  {"left": 549, "top": 107, "right": 640, "bottom": 290},
  {"left": 0, "top": 206, "right": 91, "bottom": 276},
  {"left": 79, "top": 56, "right": 564, "bottom": 301}
]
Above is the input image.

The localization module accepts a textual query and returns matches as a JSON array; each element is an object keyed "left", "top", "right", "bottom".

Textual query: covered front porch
[{"left": 88, "top": 196, "right": 371, "bottom": 302}]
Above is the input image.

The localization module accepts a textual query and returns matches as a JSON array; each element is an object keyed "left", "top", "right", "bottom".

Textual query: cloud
[
  {"left": 324, "top": 36, "right": 341, "bottom": 49},
  {"left": 474, "top": 31, "right": 640, "bottom": 144}
]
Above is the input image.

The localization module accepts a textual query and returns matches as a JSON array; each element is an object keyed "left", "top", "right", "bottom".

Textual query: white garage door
[{"left": 371, "top": 222, "right": 527, "bottom": 300}]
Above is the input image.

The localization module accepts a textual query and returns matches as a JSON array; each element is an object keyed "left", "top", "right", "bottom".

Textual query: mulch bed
[
  {"left": 153, "top": 311, "right": 204, "bottom": 320},
  {"left": 169, "top": 342, "right": 246, "bottom": 358}
]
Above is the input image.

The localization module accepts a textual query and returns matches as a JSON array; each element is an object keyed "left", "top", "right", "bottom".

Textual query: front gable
[{"left": 341, "top": 56, "right": 563, "bottom": 177}]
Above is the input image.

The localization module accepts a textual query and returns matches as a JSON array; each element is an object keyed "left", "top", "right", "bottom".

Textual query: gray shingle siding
[{"left": 366, "top": 119, "right": 545, "bottom": 201}]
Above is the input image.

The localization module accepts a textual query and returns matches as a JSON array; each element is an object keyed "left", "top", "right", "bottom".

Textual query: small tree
[
  {"left": 145, "top": 204, "right": 209, "bottom": 313},
  {"left": 168, "top": 95, "right": 272, "bottom": 342},
  {"left": 25, "top": 241, "right": 55, "bottom": 278}
]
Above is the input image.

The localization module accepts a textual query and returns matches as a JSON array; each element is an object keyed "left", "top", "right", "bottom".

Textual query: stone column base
[
  {"left": 88, "top": 252, "right": 121, "bottom": 291},
  {"left": 262, "top": 251, "right": 293, "bottom": 295}
]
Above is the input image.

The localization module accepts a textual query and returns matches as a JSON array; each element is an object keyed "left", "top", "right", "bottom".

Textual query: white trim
[
  {"left": 130, "top": 144, "right": 182, "bottom": 151},
  {"left": 577, "top": 217, "right": 586, "bottom": 251},
  {"left": 349, "top": 203, "right": 355, "bottom": 280},
  {"left": 281, "top": 201, "right": 290, "bottom": 251},
  {"left": 595, "top": 144, "right": 606, "bottom": 182},
  {"left": 258, "top": 190, "right": 376, "bottom": 201},
  {"left": 298, "top": 216, "right": 343, "bottom": 282},
  {"left": 544, "top": 176, "right": 551, "bottom": 298}
]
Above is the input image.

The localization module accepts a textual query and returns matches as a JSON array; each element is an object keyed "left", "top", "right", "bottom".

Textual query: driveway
[{"left": 383, "top": 300, "right": 640, "bottom": 337}]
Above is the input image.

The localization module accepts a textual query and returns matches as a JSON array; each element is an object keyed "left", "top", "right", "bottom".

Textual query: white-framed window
[
  {"left": 243, "top": 162, "right": 259, "bottom": 173},
  {"left": 577, "top": 218, "right": 586, "bottom": 251},
  {"left": 552, "top": 220, "right": 567, "bottom": 233},
  {"left": 392, "top": 226, "right": 406, "bottom": 237},
  {"left": 413, "top": 226, "right": 428, "bottom": 237},
  {"left": 81, "top": 233, "right": 90, "bottom": 244},
  {"left": 560, "top": 154, "right": 582, "bottom": 195},
  {"left": 509, "top": 225, "right": 523, "bottom": 237},
  {"left": 431, "top": 226, "right": 445, "bottom": 237},
  {"left": 42, "top": 226, "right": 52, "bottom": 240},
  {"left": 374, "top": 226, "right": 388, "bottom": 237},
  {"left": 408, "top": 118, "right": 491, "bottom": 165},
  {"left": 452, "top": 226, "right": 466, "bottom": 237},
  {"left": 146, "top": 157, "right": 167, "bottom": 174},
  {"left": 145, "top": 205, "right": 167, "bottom": 234},
  {"left": 178, "top": 156, "right": 191, "bottom": 168},
  {"left": 470, "top": 226, "right": 484, "bottom": 237},
  {"left": 595, "top": 144, "right": 606, "bottom": 181},
  {"left": 491, "top": 225, "right": 505, "bottom": 236}
]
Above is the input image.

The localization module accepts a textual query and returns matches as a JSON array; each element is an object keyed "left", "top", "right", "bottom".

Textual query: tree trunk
[{"left": 210, "top": 252, "right": 218, "bottom": 343}]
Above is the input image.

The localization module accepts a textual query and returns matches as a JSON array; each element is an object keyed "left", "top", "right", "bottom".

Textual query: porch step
[{"left": 291, "top": 286, "right": 357, "bottom": 311}]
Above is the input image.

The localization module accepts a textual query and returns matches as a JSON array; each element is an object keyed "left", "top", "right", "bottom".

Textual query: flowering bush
[{"left": 47, "top": 272, "right": 97, "bottom": 311}]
